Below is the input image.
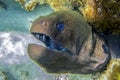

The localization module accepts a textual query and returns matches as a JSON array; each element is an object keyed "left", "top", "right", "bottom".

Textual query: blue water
[
  {"left": 0, "top": 0, "right": 53, "bottom": 32},
  {"left": 0, "top": 0, "right": 56, "bottom": 80}
]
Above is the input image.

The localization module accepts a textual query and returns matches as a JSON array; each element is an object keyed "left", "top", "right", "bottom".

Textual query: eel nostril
[{"left": 42, "top": 21, "right": 49, "bottom": 26}]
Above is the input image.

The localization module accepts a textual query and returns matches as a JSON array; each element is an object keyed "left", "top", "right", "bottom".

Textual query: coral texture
[
  {"left": 99, "top": 59, "right": 120, "bottom": 80},
  {"left": 82, "top": 0, "right": 120, "bottom": 34},
  {"left": 47, "top": 0, "right": 72, "bottom": 10},
  {"left": 15, "top": 0, "right": 120, "bottom": 34},
  {"left": 15, "top": 0, "right": 46, "bottom": 11}
]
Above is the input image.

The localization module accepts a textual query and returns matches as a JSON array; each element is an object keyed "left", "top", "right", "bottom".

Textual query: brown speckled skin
[{"left": 28, "top": 10, "right": 110, "bottom": 74}]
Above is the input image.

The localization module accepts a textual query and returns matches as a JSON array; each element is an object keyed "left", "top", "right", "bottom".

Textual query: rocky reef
[
  {"left": 0, "top": 70, "right": 8, "bottom": 80},
  {"left": 15, "top": 0, "right": 47, "bottom": 11},
  {"left": 15, "top": 0, "right": 120, "bottom": 34},
  {"left": 81, "top": 0, "right": 120, "bottom": 34},
  {"left": 15, "top": 0, "right": 72, "bottom": 11},
  {"left": 99, "top": 59, "right": 120, "bottom": 80}
]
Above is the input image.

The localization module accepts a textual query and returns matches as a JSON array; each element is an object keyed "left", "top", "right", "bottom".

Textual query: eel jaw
[{"left": 31, "top": 32, "right": 73, "bottom": 55}]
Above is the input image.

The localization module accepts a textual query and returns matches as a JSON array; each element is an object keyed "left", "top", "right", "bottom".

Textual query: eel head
[{"left": 28, "top": 10, "right": 110, "bottom": 74}]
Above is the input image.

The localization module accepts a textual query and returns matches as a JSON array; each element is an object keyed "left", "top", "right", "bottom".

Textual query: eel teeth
[{"left": 31, "top": 32, "right": 73, "bottom": 55}]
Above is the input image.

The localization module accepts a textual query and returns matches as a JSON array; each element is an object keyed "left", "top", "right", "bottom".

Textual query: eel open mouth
[
  {"left": 31, "top": 32, "right": 73, "bottom": 55},
  {"left": 28, "top": 10, "right": 111, "bottom": 74}
]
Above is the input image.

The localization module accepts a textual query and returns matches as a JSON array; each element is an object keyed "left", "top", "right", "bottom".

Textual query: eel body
[{"left": 28, "top": 10, "right": 110, "bottom": 74}]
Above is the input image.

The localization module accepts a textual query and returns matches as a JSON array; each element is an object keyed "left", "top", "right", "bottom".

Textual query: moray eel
[{"left": 28, "top": 10, "right": 110, "bottom": 74}]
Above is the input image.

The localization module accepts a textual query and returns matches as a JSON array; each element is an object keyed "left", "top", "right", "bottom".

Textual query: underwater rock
[
  {"left": 15, "top": 0, "right": 72, "bottom": 11},
  {"left": 47, "top": 0, "right": 73, "bottom": 11},
  {"left": 0, "top": 70, "right": 8, "bottom": 80},
  {"left": 0, "top": 32, "right": 43, "bottom": 64},
  {"left": 55, "top": 74, "right": 69, "bottom": 80},
  {"left": 47, "top": 0, "right": 120, "bottom": 34},
  {"left": 0, "top": 1, "right": 7, "bottom": 10},
  {"left": 0, "top": 32, "right": 55, "bottom": 80},
  {"left": 15, "top": 0, "right": 37, "bottom": 11},
  {"left": 82, "top": 0, "right": 120, "bottom": 34},
  {"left": 24, "top": 0, "right": 38, "bottom": 11},
  {"left": 20, "top": 71, "right": 29, "bottom": 80},
  {"left": 99, "top": 59, "right": 120, "bottom": 80},
  {"left": 15, "top": 0, "right": 46, "bottom": 11},
  {"left": 48, "top": 0, "right": 120, "bottom": 34},
  {"left": 28, "top": 10, "right": 110, "bottom": 74},
  {"left": 15, "top": 0, "right": 120, "bottom": 34}
]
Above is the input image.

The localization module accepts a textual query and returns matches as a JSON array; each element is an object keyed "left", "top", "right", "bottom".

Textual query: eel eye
[{"left": 56, "top": 22, "right": 64, "bottom": 31}]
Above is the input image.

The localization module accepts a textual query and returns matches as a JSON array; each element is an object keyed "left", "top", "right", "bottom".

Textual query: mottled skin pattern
[{"left": 28, "top": 10, "right": 110, "bottom": 74}]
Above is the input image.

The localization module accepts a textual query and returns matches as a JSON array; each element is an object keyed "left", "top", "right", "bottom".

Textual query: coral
[
  {"left": 47, "top": 0, "right": 85, "bottom": 11},
  {"left": 47, "top": 0, "right": 72, "bottom": 11},
  {"left": 81, "top": 0, "right": 97, "bottom": 22},
  {"left": 55, "top": 74, "right": 69, "bottom": 80},
  {"left": 15, "top": 0, "right": 120, "bottom": 34},
  {"left": 99, "top": 59, "right": 120, "bottom": 80},
  {"left": 81, "top": 0, "right": 120, "bottom": 34},
  {"left": 48, "top": 0, "right": 120, "bottom": 34},
  {"left": 37, "top": 0, "right": 47, "bottom": 4},
  {"left": 15, "top": 0, "right": 25, "bottom": 5},
  {"left": 20, "top": 71, "right": 29, "bottom": 80},
  {"left": 15, "top": 0, "right": 46, "bottom": 11},
  {"left": 15, "top": 0, "right": 82, "bottom": 11},
  {"left": 0, "top": 70, "right": 8, "bottom": 80},
  {"left": 24, "top": 0, "right": 38, "bottom": 11}
]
